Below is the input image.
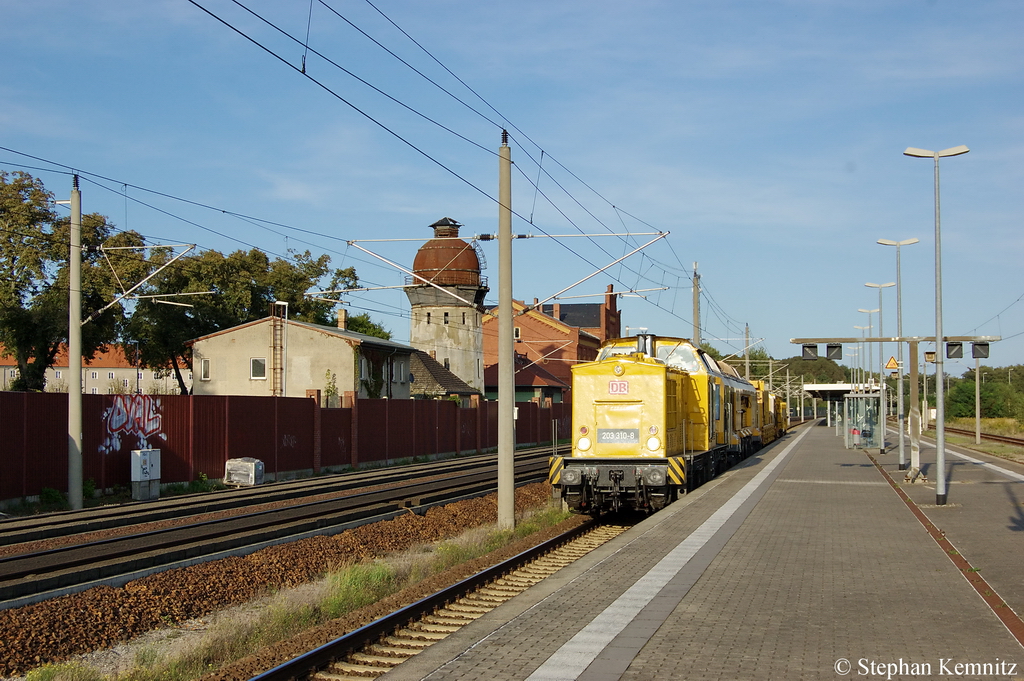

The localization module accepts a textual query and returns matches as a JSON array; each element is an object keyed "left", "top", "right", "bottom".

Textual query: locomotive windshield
[
  {"left": 655, "top": 341, "right": 702, "bottom": 373},
  {"left": 596, "top": 342, "right": 639, "bottom": 361}
]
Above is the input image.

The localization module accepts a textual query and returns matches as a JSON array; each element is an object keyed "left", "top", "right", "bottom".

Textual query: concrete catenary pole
[
  {"left": 498, "top": 131, "right": 515, "bottom": 529},
  {"left": 68, "top": 175, "right": 83, "bottom": 510}
]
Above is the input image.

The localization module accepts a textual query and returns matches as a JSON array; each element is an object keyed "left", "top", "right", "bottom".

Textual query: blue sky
[{"left": 2, "top": 0, "right": 1022, "bottom": 375}]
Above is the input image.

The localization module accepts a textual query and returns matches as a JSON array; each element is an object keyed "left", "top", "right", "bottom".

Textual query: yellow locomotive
[{"left": 549, "top": 334, "right": 787, "bottom": 514}]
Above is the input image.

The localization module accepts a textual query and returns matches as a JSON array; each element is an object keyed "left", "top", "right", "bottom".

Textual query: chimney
[{"left": 337, "top": 308, "right": 348, "bottom": 330}]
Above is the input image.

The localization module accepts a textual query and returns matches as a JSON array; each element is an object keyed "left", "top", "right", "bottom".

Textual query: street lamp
[
  {"left": 904, "top": 144, "right": 969, "bottom": 505},
  {"left": 854, "top": 326, "right": 870, "bottom": 389},
  {"left": 857, "top": 310, "right": 877, "bottom": 386},
  {"left": 865, "top": 282, "right": 894, "bottom": 438},
  {"left": 878, "top": 238, "right": 919, "bottom": 470}
]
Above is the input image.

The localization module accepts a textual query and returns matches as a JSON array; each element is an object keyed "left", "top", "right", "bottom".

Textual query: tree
[
  {"left": 347, "top": 312, "right": 391, "bottom": 340},
  {"left": 125, "top": 247, "right": 362, "bottom": 394},
  {"left": 946, "top": 380, "right": 1022, "bottom": 419},
  {"left": 0, "top": 171, "right": 148, "bottom": 391}
]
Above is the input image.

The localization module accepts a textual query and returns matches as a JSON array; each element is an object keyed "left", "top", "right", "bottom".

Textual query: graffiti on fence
[{"left": 99, "top": 395, "right": 164, "bottom": 455}]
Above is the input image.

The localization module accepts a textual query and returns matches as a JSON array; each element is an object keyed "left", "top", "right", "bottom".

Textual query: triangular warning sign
[{"left": 885, "top": 356, "right": 899, "bottom": 371}]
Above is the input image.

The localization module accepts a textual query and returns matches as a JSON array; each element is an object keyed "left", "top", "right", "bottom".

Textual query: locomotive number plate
[{"left": 597, "top": 428, "right": 639, "bottom": 443}]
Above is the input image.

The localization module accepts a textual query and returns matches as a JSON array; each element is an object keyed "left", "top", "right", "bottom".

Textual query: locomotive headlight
[
  {"left": 646, "top": 436, "right": 662, "bottom": 451},
  {"left": 648, "top": 425, "right": 659, "bottom": 435},
  {"left": 613, "top": 364, "right": 625, "bottom": 376},
  {"left": 561, "top": 468, "right": 582, "bottom": 485},
  {"left": 577, "top": 436, "right": 592, "bottom": 452}
]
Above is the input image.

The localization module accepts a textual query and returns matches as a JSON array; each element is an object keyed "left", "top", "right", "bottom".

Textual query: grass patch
[{"left": 38, "top": 502, "right": 571, "bottom": 681}]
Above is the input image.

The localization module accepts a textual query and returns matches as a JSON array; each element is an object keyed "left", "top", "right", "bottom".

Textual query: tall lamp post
[
  {"left": 854, "top": 327, "right": 869, "bottom": 390},
  {"left": 904, "top": 144, "right": 969, "bottom": 505},
  {"left": 865, "top": 283, "right": 894, "bottom": 438},
  {"left": 857, "top": 310, "right": 877, "bottom": 385},
  {"left": 877, "top": 238, "right": 919, "bottom": 470}
]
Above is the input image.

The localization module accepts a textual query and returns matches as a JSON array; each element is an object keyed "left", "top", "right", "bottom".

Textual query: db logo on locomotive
[{"left": 608, "top": 380, "right": 629, "bottom": 395}]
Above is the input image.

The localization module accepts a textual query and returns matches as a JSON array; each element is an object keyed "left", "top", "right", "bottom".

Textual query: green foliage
[
  {"left": 699, "top": 342, "right": 724, "bottom": 361},
  {"left": 777, "top": 355, "right": 848, "bottom": 384},
  {"left": 347, "top": 312, "right": 392, "bottom": 340},
  {"left": 25, "top": 662, "right": 103, "bottom": 681},
  {"left": 322, "top": 562, "right": 399, "bottom": 618},
  {"left": 324, "top": 369, "right": 339, "bottom": 402},
  {"left": 946, "top": 380, "right": 1023, "bottom": 419},
  {"left": 38, "top": 487, "right": 68, "bottom": 511},
  {"left": 0, "top": 171, "right": 149, "bottom": 391},
  {"left": 125, "top": 247, "right": 359, "bottom": 394}
]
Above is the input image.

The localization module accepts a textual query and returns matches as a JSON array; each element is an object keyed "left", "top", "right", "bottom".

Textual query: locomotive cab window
[
  {"left": 597, "top": 342, "right": 638, "bottom": 361},
  {"left": 655, "top": 342, "right": 702, "bottom": 372}
]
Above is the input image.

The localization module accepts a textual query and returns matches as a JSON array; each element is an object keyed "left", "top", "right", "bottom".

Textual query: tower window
[
  {"left": 444, "top": 358, "right": 450, "bottom": 370},
  {"left": 427, "top": 312, "right": 431, "bottom": 324},
  {"left": 444, "top": 311, "right": 449, "bottom": 325},
  {"left": 462, "top": 312, "right": 466, "bottom": 325}
]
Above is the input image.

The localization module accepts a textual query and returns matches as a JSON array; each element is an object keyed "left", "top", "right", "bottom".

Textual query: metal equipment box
[
  {"left": 224, "top": 457, "right": 265, "bottom": 486},
  {"left": 131, "top": 449, "right": 161, "bottom": 501}
]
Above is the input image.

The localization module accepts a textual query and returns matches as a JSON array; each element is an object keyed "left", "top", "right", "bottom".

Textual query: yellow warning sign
[{"left": 885, "top": 356, "right": 899, "bottom": 371}]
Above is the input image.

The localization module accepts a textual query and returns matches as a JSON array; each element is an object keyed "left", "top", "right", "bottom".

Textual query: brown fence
[{"left": 0, "top": 392, "right": 570, "bottom": 502}]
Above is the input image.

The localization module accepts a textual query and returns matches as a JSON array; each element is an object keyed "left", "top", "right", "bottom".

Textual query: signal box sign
[{"left": 608, "top": 380, "right": 629, "bottom": 395}]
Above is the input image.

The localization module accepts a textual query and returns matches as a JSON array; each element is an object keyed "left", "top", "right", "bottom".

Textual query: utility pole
[
  {"left": 68, "top": 176, "right": 83, "bottom": 510},
  {"left": 497, "top": 131, "right": 515, "bottom": 530},
  {"left": 744, "top": 323, "right": 750, "bottom": 380},
  {"left": 692, "top": 262, "right": 700, "bottom": 346}
]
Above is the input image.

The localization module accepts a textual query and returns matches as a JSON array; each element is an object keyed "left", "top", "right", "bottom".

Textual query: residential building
[
  {"left": 188, "top": 313, "right": 415, "bottom": 401},
  {"left": 482, "top": 285, "right": 621, "bottom": 392},
  {"left": 0, "top": 344, "right": 192, "bottom": 394}
]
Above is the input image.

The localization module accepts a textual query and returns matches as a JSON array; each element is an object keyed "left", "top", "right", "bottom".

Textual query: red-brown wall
[{"left": 0, "top": 392, "right": 570, "bottom": 503}]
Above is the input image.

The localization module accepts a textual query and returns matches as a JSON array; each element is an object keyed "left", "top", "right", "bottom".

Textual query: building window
[
  {"left": 108, "top": 372, "right": 115, "bottom": 379},
  {"left": 91, "top": 371, "right": 98, "bottom": 379},
  {"left": 397, "top": 361, "right": 406, "bottom": 383},
  {"left": 107, "top": 387, "right": 113, "bottom": 394},
  {"left": 55, "top": 370, "right": 63, "bottom": 379},
  {"left": 123, "top": 379, "right": 130, "bottom": 388},
  {"left": 91, "top": 387, "right": 98, "bottom": 394},
  {"left": 444, "top": 311, "right": 449, "bottom": 325},
  {"left": 462, "top": 312, "right": 466, "bottom": 325},
  {"left": 188, "top": 372, "right": 193, "bottom": 380},
  {"left": 426, "top": 312, "right": 431, "bottom": 325},
  {"left": 514, "top": 327, "right": 521, "bottom": 339},
  {"left": 138, "top": 371, "right": 144, "bottom": 380},
  {"left": 200, "top": 358, "right": 211, "bottom": 381},
  {"left": 251, "top": 358, "right": 267, "bottom": 380},
  {"left": 443, "top": 358, "right": 450, "bottom": 370}
]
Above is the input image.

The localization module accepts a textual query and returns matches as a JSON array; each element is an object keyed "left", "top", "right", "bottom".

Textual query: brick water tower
[{"left": 406, "top": 218, "right": 489, "bottom": 392}]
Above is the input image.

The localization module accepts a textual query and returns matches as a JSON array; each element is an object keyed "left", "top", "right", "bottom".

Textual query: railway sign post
[{"left": 791, "top": 334, "right": 999, "bottom": 504}]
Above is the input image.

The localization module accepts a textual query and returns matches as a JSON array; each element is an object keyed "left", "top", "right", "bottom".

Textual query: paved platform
[{"left": 382, "top": 422, "right": 1024, "bottom": 681}]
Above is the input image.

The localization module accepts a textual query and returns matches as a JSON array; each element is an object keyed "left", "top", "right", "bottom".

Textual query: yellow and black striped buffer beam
[
  {"left": 668, "top": 456, "right": 686, "bottom": 485},
  {"left": 548, "top": 456, "right": 565, "bottom": 485}
]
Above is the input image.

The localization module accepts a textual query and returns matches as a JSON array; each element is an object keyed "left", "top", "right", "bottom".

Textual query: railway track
[
  {"left": 0, "top": 445, "right": 563, "bottom": 546},
  {"left": 939, "top": 425, "right": 1024, "bottom": 447},
  {"left": 0, "top": 446, "right": 562, "bottom": 609},
  {"left": 248, "top": 519, "right": 634, "bottom": 681}
]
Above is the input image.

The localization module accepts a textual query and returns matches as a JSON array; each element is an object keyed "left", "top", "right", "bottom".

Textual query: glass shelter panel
[{"left": 843, "top": 393, "right": 882, "bottom": 451}]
